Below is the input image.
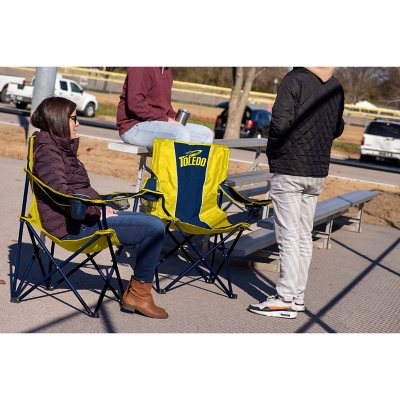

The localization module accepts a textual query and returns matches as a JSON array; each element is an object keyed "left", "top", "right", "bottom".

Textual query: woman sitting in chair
[{"left": 31, "top": 96, "right": 168, "bottom": 319}]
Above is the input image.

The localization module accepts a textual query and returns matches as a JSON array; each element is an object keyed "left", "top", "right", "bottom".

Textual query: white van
[{"left": 360, "top": 119, "right": 400, "bottom": 163}]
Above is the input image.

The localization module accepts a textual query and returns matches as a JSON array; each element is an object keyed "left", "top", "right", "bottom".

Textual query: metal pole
[
  {"left": 27, "top": 67, "right": 57, "bottom": 140},
  {"left": 27, "top": 67, "right": 57, "bottom": 247}
]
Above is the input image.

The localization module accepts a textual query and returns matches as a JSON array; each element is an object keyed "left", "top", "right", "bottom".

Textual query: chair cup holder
[
  {"left": 111, "top": 198, "right": 130, "bottom": 210},
  {"left": 141, "top": 194, "right": 158, "bottom": 213},
  {"left": 70, "top": 194, "right": 90, "bottom": 220}
]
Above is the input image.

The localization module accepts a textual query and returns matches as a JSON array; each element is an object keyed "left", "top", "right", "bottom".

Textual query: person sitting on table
[
  {"left": 116, "top": 67, "right": 214, "bottom": 147},
  {"left": 31, "top": 96, "right": 168, "bottom": 319}
]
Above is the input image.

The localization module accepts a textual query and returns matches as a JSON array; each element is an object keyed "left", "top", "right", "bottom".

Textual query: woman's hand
[{"left": 105, "top": 206, "right": 118, "bottom": 218}]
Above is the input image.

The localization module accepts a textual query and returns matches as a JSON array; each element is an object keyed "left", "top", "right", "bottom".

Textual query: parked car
[
  {"left": 6, "top": 76, "right": 98, "bottom": 117},
  {"left": 0, "top": 75, "right": 26, "bottom": 103},
  {"left": 214, "top": 105, "right": 272, "bottom": 139},
  {"left": 360, "top": 118, "right": 400, "bottom": 163}
]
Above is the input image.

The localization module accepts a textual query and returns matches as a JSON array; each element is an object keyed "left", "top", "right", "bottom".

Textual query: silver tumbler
[{"left": 175, "top": 108, "right": 191, "bottom": 125}]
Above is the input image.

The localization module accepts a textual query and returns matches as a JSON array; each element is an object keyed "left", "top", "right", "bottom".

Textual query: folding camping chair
[
  {"left": 142, "top": 138, "right": 271, "bottom": 298},
  {"left": 10, "top": 136, "right": 160, "bottom": 318}
]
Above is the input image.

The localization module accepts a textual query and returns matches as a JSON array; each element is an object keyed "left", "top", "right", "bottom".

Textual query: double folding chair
[
  {"left": 10, "top": 135, "right": 160, "bottom": 318},
  {"left": 142, "top": 138, "right": 271, "bottom": 298}
]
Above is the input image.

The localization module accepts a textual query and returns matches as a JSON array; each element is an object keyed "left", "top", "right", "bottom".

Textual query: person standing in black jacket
[{"left": 248, "top": 67, "right": 345, "bottom": 319}]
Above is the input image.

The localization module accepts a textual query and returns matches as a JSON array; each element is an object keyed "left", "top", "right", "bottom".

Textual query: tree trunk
[{"left": 224, "top": 67, "right": 257, "bottom": 139}]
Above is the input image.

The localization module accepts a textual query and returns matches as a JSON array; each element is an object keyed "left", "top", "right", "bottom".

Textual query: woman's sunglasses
[{"left": 70, "top": 115, "right": 78, "bottom": 123}]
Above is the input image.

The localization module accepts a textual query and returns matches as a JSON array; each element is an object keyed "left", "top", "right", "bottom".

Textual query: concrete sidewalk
[{"left": 0, "top": 156, "right": 399, "bottom": 333}]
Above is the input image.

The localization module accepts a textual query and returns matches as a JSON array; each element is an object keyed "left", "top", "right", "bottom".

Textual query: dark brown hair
[{"left": 31, "top": 97, "right": 76, "bottom": 138}]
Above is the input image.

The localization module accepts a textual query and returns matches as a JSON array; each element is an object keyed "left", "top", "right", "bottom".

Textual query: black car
[{"left": 214, "top": 105, "right": 272, "bottom": 139}]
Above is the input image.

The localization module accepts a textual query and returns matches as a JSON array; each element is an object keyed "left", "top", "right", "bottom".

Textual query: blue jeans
[
  {"left": 120, "top": 121, "right": 214, "bottom": 147},
  {"left": 62, "top": 211, "right": 165, "bottom": 283}
]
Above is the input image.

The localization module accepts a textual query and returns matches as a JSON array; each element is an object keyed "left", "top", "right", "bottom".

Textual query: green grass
[
  {"left": 333, "top": 141, "right": 360, "bottom": 155},
  {"left": 97, "top": 103, "right": 117, "bottom": 117},
  {"left": 189, "top": 118, "right": 215, "bottom": 130},
  {"left": 332, "top": 141, "right": 360, "bottom": 155}
]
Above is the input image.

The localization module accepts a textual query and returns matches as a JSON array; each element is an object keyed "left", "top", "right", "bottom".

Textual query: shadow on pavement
[
  {"left": 7, "top": 241, "right": 127, "bottom": 330},
  {"left": 295, "top": 237, "right": 400, "bottom": 333}
]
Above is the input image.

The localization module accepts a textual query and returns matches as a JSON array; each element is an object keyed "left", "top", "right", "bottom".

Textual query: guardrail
[
  {"left": 2, "top": 67, "right": 400, "bottom": 121},
  {"left": 344, "top": 104, "right": 400, "bottom": 121},
  {"left": 58, "top": 67, "right": 278, "bottom": 105}
]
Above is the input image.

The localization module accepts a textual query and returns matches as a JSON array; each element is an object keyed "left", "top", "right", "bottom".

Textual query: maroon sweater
[
  {"left": 32, "top": 131, "right": 101, "bottom": 238},
  {"left": 116, "top": 67, "right": 177, "bottom": 135}
]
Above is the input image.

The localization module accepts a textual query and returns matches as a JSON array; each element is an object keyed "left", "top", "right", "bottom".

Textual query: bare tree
[
  {"left": 224, "top": 67, "right": 265, "bottom": 139},
  {"left": 335, "top": 67, "right": 384, "bottom": 104},
  {"left": 376, "top": 67, "right": 400, "bottom": 107}
]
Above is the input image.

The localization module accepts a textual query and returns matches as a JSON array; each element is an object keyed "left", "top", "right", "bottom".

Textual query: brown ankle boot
[{"left": 121, "top": 277, "right": 168, "bottom": 319}]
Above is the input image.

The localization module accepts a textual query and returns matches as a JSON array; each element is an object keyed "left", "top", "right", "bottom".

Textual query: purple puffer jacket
[{"left": 32, "top": 131, "right": 101, "bottom": 238}]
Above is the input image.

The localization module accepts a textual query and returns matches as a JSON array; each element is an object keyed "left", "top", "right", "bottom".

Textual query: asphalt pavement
[{"left": 0, "top": 156, "right": 399, "bottom": 333}]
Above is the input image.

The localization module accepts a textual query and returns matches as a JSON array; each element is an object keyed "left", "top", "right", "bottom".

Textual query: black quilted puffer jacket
[{"left": 266, "top": 67, "right": 345, "bottom": 177}]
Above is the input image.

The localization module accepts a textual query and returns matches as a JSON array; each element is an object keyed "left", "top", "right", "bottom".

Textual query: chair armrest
[
  {"left": 219, "top": 183, "right": 271, "bottom": 207},
  {"left": 100, "top": 190, "right": 162, "bottom": 211},
  {"left": 27, "top": 168, "right": 161, "bottom": 206},
  {"left": 99, "top": 191, "right": 151, "bottom": 201},
  {"left": 25, "top": 168, "right": 107, "bottom": 208}
]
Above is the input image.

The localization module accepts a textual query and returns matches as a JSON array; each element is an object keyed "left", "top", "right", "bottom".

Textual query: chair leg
[
  {"left": 93, "top": 265, "right": 117, "bottom": 318},
  {"left": 89, "top": 256, "right": 121, "bottom": 302},
  {"left": 57, "top": 268, "right": 95, "bottom": 317},
  {"left": 159, "top": 230, "right": 218, "bottom": 292},
  {"left": 17, "top": 230, "right": 100, "bottom": 316},
  {"left": 166, "top": 229, "right": 210, "bottom": 282},
  {"left": 177, "top": 227, "right": 225, "bottom": 284},
  {"left": 53, "top": 254, "right": 96, "bottom": 289},
  {"left": 210, "top": 234, "right": 219, "bottom": 270},
  {"left": 162, "top": 259, "right": 205, "bottom": 292},
  {"left": 92, "top": 238, "right": 123, "bottom": 317},
  {"left": 114, "top": 246, "right": 125, "bottom": 297},
  {"left": 15, "top": 254, "right": 37, "bottom": 298},
  {"left": 221, "top": 246, "right": 236, "bottom": 299},
  {"left": 12, "top": 176, "right": 30, "bottom": 300},
  {"left": 18, "top": 258, "right": 95, "bottom": 317},
  {"left": 207, "top": 230, "right": 244, "bottom": 298},
  {"left": 11, "top": 220, "right": 26, "bottom": 301},
  {"left": 27, "top": 226, "right": 47, "bottom": 279},
  {"left": 216, "top": 230, "right": 244, "bottom": 282},
  {"left": 46, "top": 241, "right": 55, "bottom": 290},
  {"left": 155, "top": 266, "right": 163, "bottom": 294},
  {"left": 159, "top": 225, "right": 241, "bottom": 298},
  {"left": 14, "top": 226, "right": 47, "bottom": 297},
  {"left": 213, "top": 230, "right": 243, "bottom": 278},
  {"left": 12, "top": 224, "right": 125, "bottom": 318}
]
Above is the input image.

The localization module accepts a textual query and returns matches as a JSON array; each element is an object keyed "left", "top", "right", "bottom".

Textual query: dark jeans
[{"left": 62, "top": 211, "right": 165, "bottom": 283}]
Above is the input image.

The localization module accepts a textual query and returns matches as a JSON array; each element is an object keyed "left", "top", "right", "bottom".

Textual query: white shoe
[
  {"left": 291, "top": 302, "right": 305, "bottom": 312},
  {"left": 248, "top": 295, "right": 297, "bottom": 319}
]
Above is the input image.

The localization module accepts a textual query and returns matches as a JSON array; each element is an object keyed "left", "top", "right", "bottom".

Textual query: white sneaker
[
  {"left": 291, "top": 302, "right": 305, "bottom": 312},
  {"left": 248, "top": 295, "right": 297, "bottom": 319}
]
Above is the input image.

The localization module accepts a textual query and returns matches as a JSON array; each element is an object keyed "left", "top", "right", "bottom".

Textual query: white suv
[{"left": 360, "top": 119, "right": 400, "bottom": 163}]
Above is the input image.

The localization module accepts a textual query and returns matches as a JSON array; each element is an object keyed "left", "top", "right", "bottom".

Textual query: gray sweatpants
[{"left": 269, "top": 173, "right": 325, "bottom": 303}]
